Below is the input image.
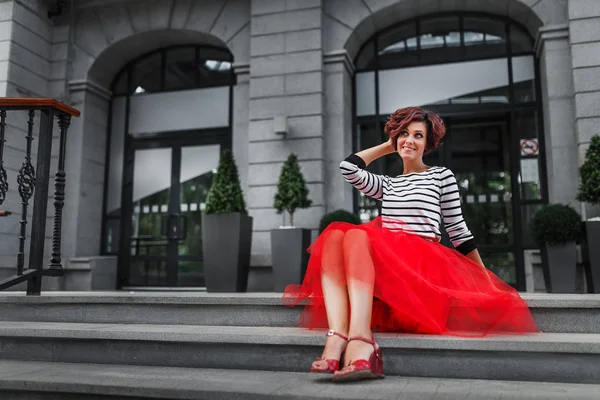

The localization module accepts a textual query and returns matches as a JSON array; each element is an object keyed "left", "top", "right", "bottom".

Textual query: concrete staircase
[{"left": 0, "top": 292, "right": 599, "bottom": 399}]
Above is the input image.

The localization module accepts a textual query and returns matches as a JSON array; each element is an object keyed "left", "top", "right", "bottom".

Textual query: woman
[{"left": 283, "top": 106, "right": 538, "bottom": 383}]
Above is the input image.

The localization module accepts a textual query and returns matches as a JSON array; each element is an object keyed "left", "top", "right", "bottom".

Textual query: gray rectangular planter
[
  {"left": 202, "top": 213, "right": 253, "bottom": 292},
  {"left": 271, "top": 228, "right": 312, "bottom": 292},
  {"left": 542, "top": 243, "right": 577, "bottom": 293},
  {"left": 582, "top": 220, "right": 600, "bottom": 293}
]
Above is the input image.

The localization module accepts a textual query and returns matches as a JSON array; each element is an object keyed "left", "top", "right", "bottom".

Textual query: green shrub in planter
[
  {"left": 530, "top": 204, "right": 581, "bottom": 247},
  {"left": 530, "top": 204, "right": 581, "bottom": 293},
  {"left": 273, "top": 154, "right": 312, "bottom": 226},
  {"left": 576, "top": 135, "right": 600, "bottom": 293},
  {"left": 205, "top": 149, "right": 247, "bottom": 215},
  {"left": 271, "top": 154, "right": 312, "bottom": 291},
  {"left": 202, "top": 149, "right": 252, "bottom": 292},
  {"left": 319, "top": 209, "right": 362, "bottom": 233},
  {"left": 576, "top": 135, "right": 600, "bottom": 206}
]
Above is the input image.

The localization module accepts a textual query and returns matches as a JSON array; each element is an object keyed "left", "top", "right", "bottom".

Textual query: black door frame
[
  {"left": 118, "top": 128, "right": 230, "bottom": 288},
  {"left": 441, "top": 113, "right": 526, "bottom": 290}
]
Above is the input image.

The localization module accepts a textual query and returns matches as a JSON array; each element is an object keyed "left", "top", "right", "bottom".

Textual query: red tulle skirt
[{"left": 282, "top": 218, "right": 538, "bottom": 337}]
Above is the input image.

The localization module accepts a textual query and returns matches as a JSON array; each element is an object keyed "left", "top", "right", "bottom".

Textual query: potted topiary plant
[
  {"left": 576, "top": 135, "right": 600, "bottom": 293},
  {"left": 319, "top": 209, "right": 362, "bottom": 233},
  {"left": 202, "top": 149, "right": 252, "bottom": 292},
  {"left": 530, "top": 204, "right": 582, "bottom": 293},
  {"left": 270, "top": 154, "right": 313, "bottom": 291}
]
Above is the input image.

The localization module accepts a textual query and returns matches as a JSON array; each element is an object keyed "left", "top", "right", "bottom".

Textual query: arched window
[
  {"left": 101, "top": 44, "right": 234, "bottom": 288},
  {"left": 353, "top": 13, "right": 546, "bottom": 291}
]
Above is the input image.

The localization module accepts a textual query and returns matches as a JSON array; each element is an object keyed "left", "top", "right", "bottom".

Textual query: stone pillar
[
  {"left": 323, "top": 50, "right": 354, "bottom": 213},
  {"left": 232, "top": 63, "right": 250, "bottom": 193},
  {"left": 535, "top": 24, "right": 578, "bottom": 206},
  {"left": 568, "top": 0, "right": 600, "bottom": 218},
  {"left": 62, "top": 81, "right": 111, "bottom": 261},
  {"left": 247, "top": 0, "right": 325, "bottom": 266}
]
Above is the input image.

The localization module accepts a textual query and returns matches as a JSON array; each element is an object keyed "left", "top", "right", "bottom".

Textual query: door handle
[
  {"left": 166, "top": 213, "right": 180, "bottom": 240},
  {"left": 165, "top": 213, "right": 187, "bottom": 241}
]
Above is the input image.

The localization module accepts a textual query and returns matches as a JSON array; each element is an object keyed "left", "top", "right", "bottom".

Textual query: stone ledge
[
  {"left": 0, "top": 361, "right": 598, "bottom": 400},
  {"left": 0, "top": 322, "right": 599, "bottom": 354},
  {"left": 0, "top": 291, "right": 599, "bottom": 308}
]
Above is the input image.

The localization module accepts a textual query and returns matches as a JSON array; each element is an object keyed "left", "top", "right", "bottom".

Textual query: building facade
[{"left": 0, "top": 0, "right": 598, "bottom": 291}]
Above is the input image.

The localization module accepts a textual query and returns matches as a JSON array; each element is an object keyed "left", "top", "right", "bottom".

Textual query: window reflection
[{"left": 111, "top": 45, "right": 234, "bottom": 95}]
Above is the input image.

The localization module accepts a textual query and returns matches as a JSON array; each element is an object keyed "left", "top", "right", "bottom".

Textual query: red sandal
[
  {"left": 331, "top": 336, "right": 384, "bottom": 382},
  {"left": 310, "top": 330, "right": 348, "bottom": 373}
]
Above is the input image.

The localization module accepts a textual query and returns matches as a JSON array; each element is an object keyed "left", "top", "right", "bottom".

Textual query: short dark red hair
[{"left": 384, "top": 106, "right": 445, "bottom": 155}]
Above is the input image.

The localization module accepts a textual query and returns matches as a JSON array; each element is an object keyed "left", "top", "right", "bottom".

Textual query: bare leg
[
  {"left": 342, "top": 229, "right": 376, "bottom": 365},
  {"left": 312, "top": 229, "right": 349, "bottom": 370}
]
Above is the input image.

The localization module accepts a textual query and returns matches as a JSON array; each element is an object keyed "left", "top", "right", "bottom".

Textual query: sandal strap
[
  {"left": 348, "top": 335, "right": 376, "bottom": 347},
  {"left": 326, "top": 329, "right": 348, "bottom": 341}
]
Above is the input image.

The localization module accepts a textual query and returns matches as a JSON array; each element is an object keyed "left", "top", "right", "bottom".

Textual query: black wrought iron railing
[{"left": 0, "top": 98, "right": 80, "bottom": 295}]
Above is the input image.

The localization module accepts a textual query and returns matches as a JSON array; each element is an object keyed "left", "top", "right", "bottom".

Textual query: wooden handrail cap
[{"left": 0, "top": 98, "right": 81, "bottom": 117}]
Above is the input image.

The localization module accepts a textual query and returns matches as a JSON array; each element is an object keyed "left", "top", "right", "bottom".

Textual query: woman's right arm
[{"left": 339, "top": 141, "right": 395, "bottom": 200}]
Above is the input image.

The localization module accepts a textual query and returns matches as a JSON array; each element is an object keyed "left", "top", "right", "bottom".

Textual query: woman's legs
[
  {"left": 312, "top": 230, "right": 349, "bottom": 370},
  {"left": 341, "top": 229, "right": 376, "bottom": 365}
]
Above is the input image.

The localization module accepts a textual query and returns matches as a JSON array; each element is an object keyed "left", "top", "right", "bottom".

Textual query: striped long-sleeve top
[{"left": 340, "top": 154, "right": 476, "bottom": 255}]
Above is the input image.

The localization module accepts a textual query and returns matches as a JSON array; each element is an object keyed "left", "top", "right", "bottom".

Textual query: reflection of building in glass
[{"left": 0, "top": 1, "right": 594, "bottom": 292}]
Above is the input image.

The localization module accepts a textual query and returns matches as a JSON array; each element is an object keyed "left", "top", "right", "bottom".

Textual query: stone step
[
  {"left": 1, "top": 292, "right": 600, "bottom": 333},
  {"left": 0, "top": 361, "right": 599, "bottom": 400},
  {"left": 1, "top": 322, "right": 599, "bottom": 384}
]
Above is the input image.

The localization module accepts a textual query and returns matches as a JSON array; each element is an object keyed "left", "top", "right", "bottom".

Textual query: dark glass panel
[
  {"left": 510, "top": 25, "right": 534, "bottom": 53},
  {"left": 131, "top": 52, "right": 162, "bottom": 95},
  {"left": 419, "top": 17, "right": 461, "bottom": 64},
  {"left": 377, "top": 22, "right": 418, "bottom": 69},
  {"left": 164, "top": 47, "right": 197, "bottom": 91},
  {"left": 356, "top": 40, "right": 376, "bottom": 70},
  {"left": 463, "top": 16, "right": 507, "bottom": 59},
  {"left": 112, "top": 71, "right": 128, "bottom": 95},
  {"left": 199, "top": 47, "right": 233, "bottom": 88},
  {"left": 356, "top": 121, "right": 382, "bottom": 222}
]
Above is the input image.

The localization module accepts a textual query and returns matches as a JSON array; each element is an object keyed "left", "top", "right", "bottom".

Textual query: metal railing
[{"left": 0, "top": 98, "right": 80, "bottom": 295}]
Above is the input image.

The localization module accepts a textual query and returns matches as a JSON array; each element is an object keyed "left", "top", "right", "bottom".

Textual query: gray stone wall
[
  {"left": 247, "top": 0, "right": 326, "bottom": 266},
  {"left": 536, "top": 24, "right": 578, "bottom": 206},
  {"left": 0, "top": 0, "right": 55, "bottom": 271},
  {"left": 569, "top": 0, "right": 600, "bottom": 218}
]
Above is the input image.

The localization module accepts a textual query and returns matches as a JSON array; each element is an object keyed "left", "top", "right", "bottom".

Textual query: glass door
[
  {"left": 124, "top": 137, "right": 224, "bottom": 287},
  {"left": 445, "top": 117, "right": 518, "bottom": 285}
]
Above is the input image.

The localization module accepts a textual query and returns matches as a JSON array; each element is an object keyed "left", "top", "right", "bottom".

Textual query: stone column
[
  {"left": 323, "top": 50, "right": 354, "bottom": 213},
  {"left": 247, "top": 0, "right": 325, "bottom": 266},
  {"left": 232, "top": 63, "right": 250, "bottom": 193},
  {"left": 62, "top": 81, "right": 111, "bottom": 261},
  {"left": 568, "top": 0, "right": 600, "bottom": 218},
  {"left": 535, "top": 24, "right": 578, "bottom": 206}
]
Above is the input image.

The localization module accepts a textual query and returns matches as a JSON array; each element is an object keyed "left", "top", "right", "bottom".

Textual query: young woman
[{"left": 283, "top": 106, "right": 538, "bottom": 383}]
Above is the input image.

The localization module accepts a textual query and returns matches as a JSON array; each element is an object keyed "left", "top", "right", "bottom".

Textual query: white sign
[{"left": 520, "top": 158, "right": 539, "bottom": 183}]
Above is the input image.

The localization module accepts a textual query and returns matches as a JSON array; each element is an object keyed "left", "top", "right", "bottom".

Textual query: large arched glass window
[
  {"left": 353, "top": 14, "right": 546, "bottom": 291},
  {"left": 101, "top": 45, "right": 234, "bottom": 288}
]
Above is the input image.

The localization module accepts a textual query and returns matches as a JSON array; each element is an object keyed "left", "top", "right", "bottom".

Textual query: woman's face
[{"left": 396, "top": 121, "right": 427, "bottom": 162}]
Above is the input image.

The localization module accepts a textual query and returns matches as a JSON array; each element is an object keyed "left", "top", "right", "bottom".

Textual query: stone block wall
[
  {"left": 569, "top": 0, "right": 600, "bottom": 218},
  {"left": 0, "top": 0, "right": 55, "bottom": 271},
  {"left": 247, "top": 0, "right": 326, "bottom": 266}
]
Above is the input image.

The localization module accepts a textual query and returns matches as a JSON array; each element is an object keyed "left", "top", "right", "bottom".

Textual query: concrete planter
[
  {"left": 202, "top": 213, "right": 253, "bottom": 292},
  {"left": 582, "top": 220, "right": 600, "bottom": 293},
  {"left": 542, "top": 243, "right": 577, "bottom": 293},
  {"left": 270, "top": 227, "right": 311, "bottom": 292}
]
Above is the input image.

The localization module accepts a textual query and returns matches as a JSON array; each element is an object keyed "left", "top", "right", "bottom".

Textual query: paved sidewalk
[{"left": 0, "top": 360, "right": 598, "bottom": 399}]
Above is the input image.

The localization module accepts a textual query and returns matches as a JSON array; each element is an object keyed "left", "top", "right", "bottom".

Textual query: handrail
[
  {"left": 0, "top": 97, "right": 80, "bottom": 295},
  {"left": 0, "top": 98, "right": 81, "bottom": 117}
]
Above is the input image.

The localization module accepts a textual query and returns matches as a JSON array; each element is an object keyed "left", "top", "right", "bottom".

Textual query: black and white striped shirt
[{"left": 340, "top": 154, "right": 476, "bottom": 255}]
